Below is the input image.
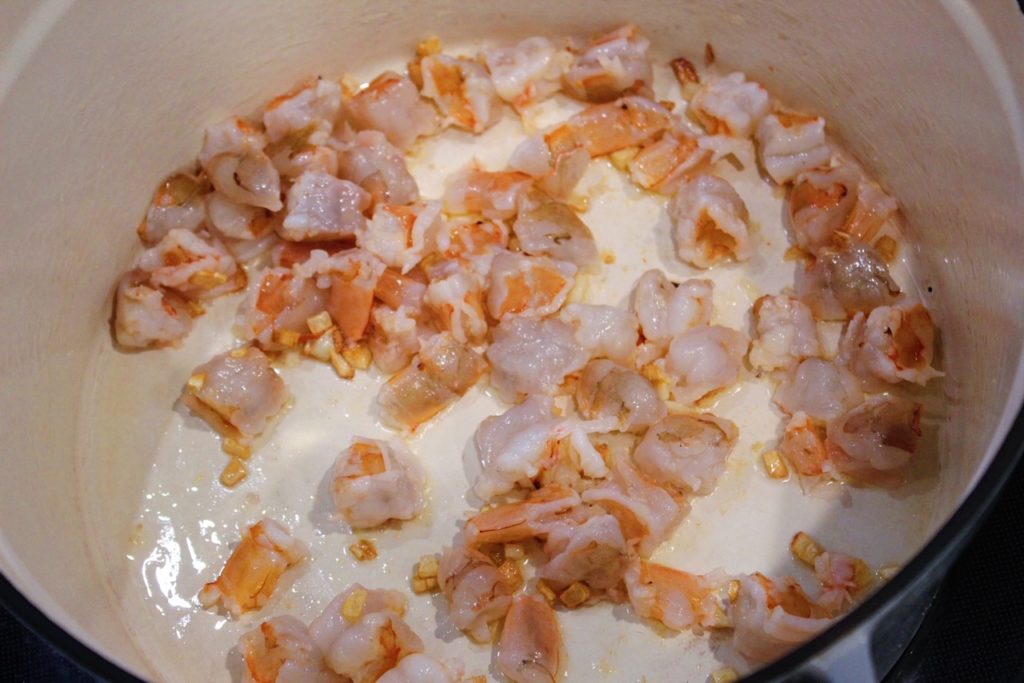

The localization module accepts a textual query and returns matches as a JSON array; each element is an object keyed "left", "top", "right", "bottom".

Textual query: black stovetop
[{"left": 3, "top": 459, "right": 1023, "bottom": 682}]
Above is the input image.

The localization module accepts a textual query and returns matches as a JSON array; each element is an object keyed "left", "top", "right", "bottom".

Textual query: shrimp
[
  {"left": 486, "top": 251, "right": 576, "bottom": 320},
  {"left": 236, "top": 267, "right": 328, "bottom": 349},
  {"left": 559, "top": 304, "right": 640, "bottom": 365},
  {"left": 419, "top": 54, "right": 503, "bottom": 133},
  {"left": 669, "top": 174, "right": 753, "bottom": 268},
  {"left": 546, "top": 96, "right": 672, "bottom": 158},
  {"left": 205, "top": 192, "right": 274, "bottom": 241},
  {"left": 335, "top": 130, "right": 420, "bottom": 206},
  {"left": 137, "top": 171, "right": 208, "bottom": 244},
  {"left": 512, "top": 200, "right": 599, "bottom": 272},
  {"left": 538, "top": 513, "right": 630, "bottom": 593},
  {"left": 199, "top": 518, "right": 307, "bottom": 617},
  {"left": 495, "top": 595, "right": 562, "bottom": 683},
  {"left": 627, "top": 132, "right": 709, "bottom": 194},
  {"left": 136, "top": 228, "right": 245, "bottom": 300},
  {"left": 368, "top": 305, "right": 421, "bottom": 374},
  {"left": 508, "top": 135, "right": 591, "bottom": 200},
  {"left": 664, "top": 325, "right": 747, "bottom": 404},
  {"left": 748, "top": 295, "right": 822, "bottom": 372},
  {"left": 779, "top": 412, "right": 828, "bottom": 478},
  {"left": 377, "top": 654, "right": 462, "bottom": 683},
  {"left": 437, "top": 544, "right": 516, "bottom": 642},
  {"left": 113, "top": 269, "right": 194, "bottom": 349},
  {"left": 181, "top": 346, "right": 290, "bottom": 444},
  {"left": 562, "top": 24, "right": 653, "bottom": 103},
  {"left": 309, "top": 585, "right": 424, "bottom": 682},
  {"left": 330, "top": 437, "right": 425, "bottom": 528},
  {"left": 344, "top": 71, "right": 440, "bottom": 150},
  {"left": 844, "top": 177, "right": 899, "bottom": 244},
  {"left": 688, "top": 72, "right": 770, "bottom": 138},
  {"left": 755, "top": 112, "right": 832, "bottom": 185},
  {"left": 198, "top": 116, "right": 267, "bottom": 166},
  {"left": 443, "top": 169, "right": 533, "bottom": 220},
  {"left": 787, "top": 166, "right": 859, "bottom": 255},
  {"left": 795, "top": 241, "right": 901, "bottom": 320},
  {"left": 432, "top": 217, "right": 509, "bottom": 278},
  {"left": 575, "top": 359, "right": 667, "bottom": 433},
  {"left": 423, "top": 271, "right": 488, "bottom": 344},
  {"left": 633, "top": 412, "right": 738, "bottom": 495},
  {"left": 631, "top": 271, "right": 714, "bottom": 345},
  {"left": 267, "top": 130, "right": 339, "bottom": 181},
  {"left": 201, "top": 120, "right": 283, "bottom": 212},
  {"left": 624, "top": 560, "right": 730, "bottom": 631},
  {"left": 730, "top": 573, "right": 833, "bottom": 663},
  {"left": 813, "top": 551, "right": 872, "bottom": 616},
  {"left": 773, "top": 358, "right": 863, "bottom": 422},
  {"left": 263, "top": 77, "right": 344, "bottom": 145},
  {"left": 481, "top": 36, "right": 572, "bottom": 110},
  {"left": 465, "top": 484, "right": 582, "bottom": 545},
  {"left": 279, "top": 171, "right": 371, "bottom": 242},
  {"left": 238, "top": 615, "right": 342, "bottom": 683},
  {"left": 486, "top": 317, "right": 588, "bottom": 402},
  {"left": 355, "top": 201, "right": 443, "bottom": 273},
  {"left": 374, "top": 267, "right": 428, "bottom": 312},
  {"left": 296, "top": 249, "right": 386, "bottom": 343},
  {"left": 825, "top": 395, "right": 922, "bottom": 488},
  {"left": 838, "top": 303, "right": 942, "bottom": 386}
]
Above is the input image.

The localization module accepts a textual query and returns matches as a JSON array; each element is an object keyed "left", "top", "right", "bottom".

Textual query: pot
[{"left": 1, "top": 1, "right": 1023, "bottom": 681}]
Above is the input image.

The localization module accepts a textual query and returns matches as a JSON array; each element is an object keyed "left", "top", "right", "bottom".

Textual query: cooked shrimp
[
  {"left": 688, "top": 72, "right": 770, "bottom": 138},
  {"left": 512, "top": 200, "right": 600, "bottom": 271},
  {"left": 838, "top": 303, "right": 942, "bottom": 386},
  {"left": 437, "top": 544, "right": 516, "bottom": 642},
  {"left": 433, "top": 217, "right": 509, "bottom": 275},
  {"left": 182, "top": 346, "right": 289, "bottom": 444},
  {"left": 419, "top": 54, "right": 502, "bottom": 133},
  {"left": 546, "top": 96, "right": 672, "bottom": 158},
  {"left": 825, "top": 395, "right": 922, "bottom": 488},
  {"left": 205, "top": 192, "right": 273, "bottom": 241},
  {"left": 730, "top": 573, "right": 832, "bottom": 663},
  {"left": 845, "top": 177, "right": 899, "bottom": 244},
  {"left": 627, "top": 132, "right": 709, "bottom": 194},
  {"left": 374, "top": 267, "right": 428, "bottom": 311},
  {"left": 137, "top": 171, "right": 207, "bottom": 244},
  {"left": 631, "top": 271, "right": 714, "bottom": 345},
  {"left": 472, "top": 397, "right": 563, "bottom": 500},
  {"left": 669, "top": 173, "right": 753, "bottom": 268},
  {"left": 236, "top": 266, "right": 328, "bottom": 349},
  {"left": 198, "top": 116, "right": 267, "bottom": 166},
  {"left": 795, "top": 241, "right": 901, "bottom": 320},
  {"left": 562, "top": 24, "right": 653, "bottom": 103},
  {"left": 486, "top": 251, "right": 577, "bottom": 320},
  {"left": 465, "top": 484, "right": 582, "bottom": 545},
  {"left": 238, "top": 615, "right": 341, "bottom": 683},
  {"left": 344, "top": 71, "right": 440, "bottom": 150},
  {"left": 330, "top": 437, "right": 425, "bottom": 528},
  {"left": 199, "top": 518, "right": 307, "bottom": 617},
  {"left": 773, "top": 358, "right": 863, "bottom": 421},
  {"left": 419, "top": 332, "right": 488, "bottom": 393},
  {"left": 335, "top": 130, "right": 420, "bottom": 206},
  {"left": 575, "top": 359, "right": 667, "bottom": 432},
  {"left": 495, "top": 595, "right": 562, "bottom": 683},
  {"left": 295, "top": 249, "right": 386, "bottom": 343},
  {"left": 280, "top": 171, "right": 371, "bottom": 242},
  {"left": 486, "top": 317, "right": 588, "bottom": 402},
  {"left": 309, "top": 585, "right": 424, "bottom": 682},
  {"left": 368, "top": 305, "right": 421, "bottom": 374},
  {"left": 113, "top": 269, "right": 194, "bottom": 348},
  {"left": 423, "top": 271, "right": 488, "bottom": 344},
  {"left": 755, "top": 112, "right": 831, "bottom": 185},
  {"left": 624, "top": 560, "right": 729, "bottom": 631},
  {"left": 779, "top": 412, "right": 828, "bottom": 477},
  {"left": 508, "top": 135, "right": 591, "bottom": 200},
  {"left": 538, "top": 512, "right": 630, "bottom": 592},
  {"left": 560, "top": 304, "right": 640, "bottom": 364},
  {"left": 443, "top": 169, "right": 533, "bottom": 220},
  {"left": 206, "top": 144, "right": 283, "bottom": 213},
  {"left": 748, "top": 295, "right": 821, "bottom": 372},
  {"left": 633, "top": 412, "right": 738, "bottom": 495},
  {"left": 813, "top": 551, "right": 872, "bottom": 616},
  {"left": 481, "top": 36, "right": 572, "bottom": 110},
  {"left": 664, "top": 325, "right": 747, "bottom": 404},
  {"left": 787, "top": 166, "right": 859, "bottom": 255},
  {"left": 355, "top": 201, "right": 442, "bottom": 273},
  {"left": 263, "top": 77, "right": 343, "bottom": 145},
  {"left": 136, "top": 228, "right": 245, "bottom": 300},
  {"left": 377, "top": 654, "right": 462, "bottom": 683}
]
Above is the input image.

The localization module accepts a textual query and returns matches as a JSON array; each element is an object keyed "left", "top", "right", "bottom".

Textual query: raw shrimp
[
  {"left": 236, "top": 267, "right": 329, "bottom": 349},
  {"left": 437, "top": 544, "right": 516, "bottom": 642},
  {"left": 624, "top": 560, "right": 729, "bottom": 631},
  {"left": 198, "top": 117, "right": 267, "bottom": 166},
  {"left": 486, "top": 251, "right": 577, "bottom": 320},
  {"left": 826, "top": 395, "right": 923, "bottom": 488},
  {"left": 200, "top": 118, "right": 283, "bottom": 212},
  {"left": 206, "top": 193, "right": 273, "bottom": 242},
  {"left": 633, "top": 412, "right": 739, "bottom": 495},
  {"left": 546, "top": 96, "right": 672, "bottom": 158},
  {"left": 796, "top": 241, "right": 901, "bottom": 320},
  {"left": 344, "top": 71, "right": 440, "bottom": 150},
  {"left": 443, "top": 169, "right": 533, "bottom": 220},
  {"left": 296, "top": 249, "right": 386, "bottom": 343},
  {"left": 669, "top": 174, "right": 753, "bottom": 268},
  {"left": 627, "top": 132, "right": 709, "bottom": 194},
  {"left": 113, "top": 269, "right": 194, "bottom": 349},
  {"left": 730, "top": 573, "right": 833, "bottom": 663},
  {"left": 330, "top": 437, "right": 425, "bottom": 528},
  {"left": 486, "top": 317, "right": 588, "bottom": 402},
  {"left": 664, "top": 325, "right": 747, "bottom": 404},
  {"left": 335, "top": 130, "right": 420, "bottom": 206},
  {"left": 368, "top": 305, "right": 421, "bottom": 374},
  {"left": 238, "top": 615, "right": 341, "bottom": 683},
  {"left": 419, "top": 54, "right": 502, "bottom": 133},
  {"left": 280, "top": 171, "right": 371, "bottom": 242},
  {"left": 423, "top": 271, "right": 488, "bottom": 344},
  {"left": 748, "top": 295, "right": 821, "bottom": 372},
  {"left": 512, "top": 200, "right": 600, "bottom": 271},
  {"left": 562, "top": 24, "right": 652, "bottom": 103},
  {"left": 377, "top": 654, "right": 462, "bottom": 683},
  {"left": 631, "top": 271, "right": 714, "bottom": 345},
  {"left": 838, "top": 303, "right": 942, "bottom": 386},
  {"left": 575, "top": 359, "right": 667, "bottom": 432},
  {"left": 755, "top": 112, "right": 831, "bottom": 185},
  {"left": 136, "top": 228, "right": 245, "bottom": 300},
  {"left": 538, "top": 512, "right": 630, "bottom": 592},
  {"left": 137, "top": 172, "right": 207, "bottom": 244},
  {"left": 464, "top": 485, "right": 582, "bottom": 546},
  {"left": 355, "top": 201, "right": 443, "bottom": 273},
  {"left": 508, "top": 135, "right": 591, "bottom": 200},
  {"left": 181, "top": 347, "right": 289, "bottom": 444},
  {"left": 773, "top": 359, "right": 864, "bottom": 422},
  {"left": 813, "top": 551, "right": 872, "bottom": 615},
  {"left": 779, "top": 412, "right": 828, "bottom": 478},
  {"left": 262, "top": 77, "right": 343, "bottom": 145},
  {"left": 481, "top": 36, "right": 571, "bottom": 110},
  {"left": 432, "top": 217, "right": 509, "bottom": 277},
  {"left": 688, "top": 72, "right": 770, "bottom": 138},
  {"left": 495, "top": 595, "right": 562, "bottom": 683},
  {"left": 199, "top": 518, "right": 308, "bottom": 617},
  {"left": 559, "top": 303, "right": 640, "bottom": 364}
]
